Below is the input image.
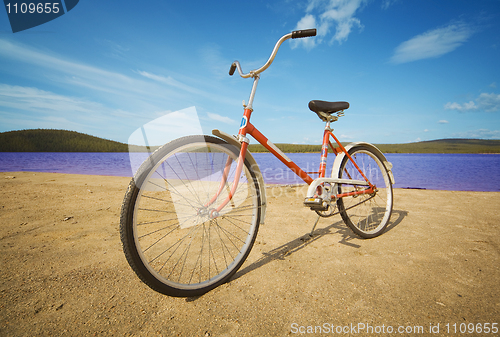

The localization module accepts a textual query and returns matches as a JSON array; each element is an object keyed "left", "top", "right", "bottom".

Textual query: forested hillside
[
  {"left": 375, "top": 138, "right": 500, "bottom": 154},
  {"left": 0, "top": 129, "right": 128, "bottom": 152},
  {"left": 1, "top": 129, "right": 499, "bottom": 153},
  {"left": 248, "top": 139, "right": 500, "bottom": 153}
]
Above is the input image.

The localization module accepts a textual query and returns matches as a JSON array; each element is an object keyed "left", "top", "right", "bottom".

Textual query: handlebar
[
  {"left": 229, "top": 29, "right": 317, "bottom": 78},
  {"left": 291, "top": 29, "right": 317, "bottom": 39}
]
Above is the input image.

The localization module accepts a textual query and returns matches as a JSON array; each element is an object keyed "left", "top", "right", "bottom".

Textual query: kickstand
[{"left": 309, "top": 214, "right": 321, "bottom": 237}]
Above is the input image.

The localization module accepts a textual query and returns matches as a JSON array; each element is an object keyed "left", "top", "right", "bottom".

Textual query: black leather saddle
[{"left": 309, "top": 100, "right": 349, "bottom": 121}]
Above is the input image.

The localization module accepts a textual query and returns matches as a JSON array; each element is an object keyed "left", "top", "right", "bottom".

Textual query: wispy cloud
[
  {"left": 438, "top": 120, "right": 449, "bottom": 124},
  {"left": 452, "top": 129, "right": 500, "bottom": 139},
  {"left": 0, "top": 84, "right": 102, "bottom": 113},
  {"left": 445, "top": 93, "right": 500, "bottom": 112},
  {"left": 137, "top": 70, "right": 201, "bottom": 95},
  {"left": 0, "top": 38, "right": 184, "bottom": 110},
  {"left": 292, "top": 0, "right": 367, "bottom": 49},
  {"left": 0, "top": 83, "right": 128, "bottom": 133},
  {"left": 444, "top": 101, "right": 476, "bottom": 112},
  {"left": 96, "top": 39, "right": 130, "bottom": 60},
  {"left": 0, "top": 38, "right": 237, "bottom": 113},
  {"left": 381, "top": 0, "right": 398, "bottom": 10},
  {"left": 206, "top": 112, "right": 236, "bottom": 124},
  {"left": 137, "top": 69, "right": 238, "bottom": 107},
  {"left": 391, "top": 22, "right": 474, "bottom": 64}
]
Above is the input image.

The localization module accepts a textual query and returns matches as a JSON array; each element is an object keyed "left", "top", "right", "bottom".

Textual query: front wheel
[
  {"left": 120, "top": 135, "right": 261, "bottom": 297},
  {"left": 336, "top": 145, "right": 393, "bottom": 238}
]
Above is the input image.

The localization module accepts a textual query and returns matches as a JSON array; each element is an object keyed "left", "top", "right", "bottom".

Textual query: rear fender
[{"left": 332, "top": 142, "right": 395, "bottom": 184}]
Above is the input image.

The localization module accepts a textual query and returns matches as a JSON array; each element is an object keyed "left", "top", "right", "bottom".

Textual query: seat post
[{"left": 324, "top": 120, "right": 333, "bottom": 132}]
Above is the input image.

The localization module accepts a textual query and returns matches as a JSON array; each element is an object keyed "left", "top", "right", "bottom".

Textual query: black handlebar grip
[
  {"left": 229, "top": 63, "right": 236, "bottom": 76},
  {"left": 291, "top": 28, "right": 317, "bottom": 39}
]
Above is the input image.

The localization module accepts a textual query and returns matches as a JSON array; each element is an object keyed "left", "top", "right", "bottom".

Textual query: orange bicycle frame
[{"left": 209, "top": 108, "right": 376, "bottom": 215}]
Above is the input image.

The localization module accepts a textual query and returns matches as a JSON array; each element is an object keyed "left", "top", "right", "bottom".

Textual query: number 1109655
[
  {"left": 445, "top": 323, "right": 498, "bottom": 334},
  {"left": 5, "top": 3, "right": 61, "bottom": 14}
]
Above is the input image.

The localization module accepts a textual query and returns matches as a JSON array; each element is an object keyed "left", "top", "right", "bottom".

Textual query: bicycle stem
[{"left": 246, "top": 75, "right": 260, "bottom": 111}]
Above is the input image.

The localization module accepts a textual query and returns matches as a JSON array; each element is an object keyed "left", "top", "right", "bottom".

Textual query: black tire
[
  {"left": 336, "top": 145, "right": 393, "bottom": 238},
  {"left": 120, "top": 135, "right": 261, "bottom": 296}
]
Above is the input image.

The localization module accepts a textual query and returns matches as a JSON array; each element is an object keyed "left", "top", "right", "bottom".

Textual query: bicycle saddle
[{"left": 309, "top": 100, "right": 349, "bottom": 121}]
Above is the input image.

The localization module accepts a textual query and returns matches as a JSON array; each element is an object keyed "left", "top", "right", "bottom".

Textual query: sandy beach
[{"left": 1, "top": 171, "right": 499, "bottom": 336}]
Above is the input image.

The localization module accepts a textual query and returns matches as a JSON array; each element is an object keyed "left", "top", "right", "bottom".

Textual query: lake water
[{"left": 0, "top": 152, "right": 499, "bottom": 192}]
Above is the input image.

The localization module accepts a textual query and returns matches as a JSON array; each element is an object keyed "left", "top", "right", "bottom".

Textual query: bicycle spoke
[
  {"left": 142, "top": 194, "right": 195, "bottom": 208},
  {"left": 337, "top": 146, "right": 392, "bottom": 238},
  {"left": 122, "top": 136, "right": 260, "bottom": 296},
  {"left": 138, "top": 223, "right": 180, "bottom": 239}
]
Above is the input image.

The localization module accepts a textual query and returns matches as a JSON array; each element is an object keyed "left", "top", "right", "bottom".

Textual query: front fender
[{"left": 332, "top": 142, "right": 395, "bottom": 185}]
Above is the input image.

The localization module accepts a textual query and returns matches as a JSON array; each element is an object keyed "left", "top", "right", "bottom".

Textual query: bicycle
[{"left": 120, "top": 29, "right": 395, "bottom": 297}]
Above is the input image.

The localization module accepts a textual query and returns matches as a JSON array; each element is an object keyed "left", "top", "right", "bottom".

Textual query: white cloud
[
  {"left": 0, "top": 83, "right": 135, "bottom": 135},
  {"left": 137, "top": 70, "right": 201, "bottom": 95},
  {"left": 445, "top": 93, "right": 500, "bottom": 112},
  {"left": 96, "top": 39, "right": 130, "bottom": 60},
  {"left": 476, "top": 93, "right": 500, "bottom": 112},
  {"left": 452, "top": 129, "right": 500, "bottom": 139},
  {"left": 438, "top": 120, "right": 449, "bottom": 124},
  {"left": 206, "top": 112, "right": 236, "bottom": 124},
  {"left": 292, "top": 14, "right": 318, "bottom": 49},
  {"left": 292, "top": 0, "right": 367, "bottom": 49},
  {"left": 391, "top": 22, "right": 473, "bottom": 64},
  {"left": 381, "top": 0, "right": 398, "bottom": 10},
  {"left": 0, "top": 38, "right": 186, "bottom": 109},
  {"left": 339, "top": 134, "right": 354, "bottom": 140},
  {"left": 444, "top": 101, "right": 477, "bottom": 112},
  {"left": 0, "top": 84, "right": 104, "bottom": 114}
]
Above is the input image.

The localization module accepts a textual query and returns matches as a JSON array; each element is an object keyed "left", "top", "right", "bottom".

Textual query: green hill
[
  {"left": 375, "top": 139, "right": 500, "bottom": 154},
  {"left": 0, "top": 129, "right": 128, "bottom": 152},
  {"left": 248, "top": 139, "right": 500, "bottom": 154},
  {"left": 1, "top": 129, "right": 499, "bottom": 153}
]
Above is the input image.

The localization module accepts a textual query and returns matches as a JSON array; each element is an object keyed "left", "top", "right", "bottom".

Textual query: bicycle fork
[{"left": 203, "top": 141, "right": 249, "bottom": 219}]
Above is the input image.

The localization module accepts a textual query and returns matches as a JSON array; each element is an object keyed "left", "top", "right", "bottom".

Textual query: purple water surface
[{"left": 0, "top": 152, "right": 498, "bottom": 191}]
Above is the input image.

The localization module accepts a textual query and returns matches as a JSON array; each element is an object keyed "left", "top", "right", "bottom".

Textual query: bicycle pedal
[{"left": 303, "top": 197, "right": 329, "bottom": 211}]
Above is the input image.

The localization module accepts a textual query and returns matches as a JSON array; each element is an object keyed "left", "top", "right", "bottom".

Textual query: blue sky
[{"left": 0, "top": 0, "right": 499, "bottom": 145}]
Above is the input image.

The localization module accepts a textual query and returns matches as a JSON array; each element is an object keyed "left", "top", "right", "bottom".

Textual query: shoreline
[
  {"left": 1, "top": 150, "right": 500, "bottom": 153},
  {"left": 2, "top": 171, "right": 499, "bottom": 193}
]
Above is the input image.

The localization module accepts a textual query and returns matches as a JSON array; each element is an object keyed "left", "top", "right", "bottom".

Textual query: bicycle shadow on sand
[
  {"left": 185, "top": 209, "right": 407, "bottom": 301},
  {"left": 231, "top": 208, "right": 408, "bottom": 282}
]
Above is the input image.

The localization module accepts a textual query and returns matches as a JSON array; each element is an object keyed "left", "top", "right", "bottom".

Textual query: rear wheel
[
  {"left": 336, "top": 146, "right": 393, "bottom": 238},
  {"left": 120, "top": 135, "right": 261, "bottom": 296}
]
